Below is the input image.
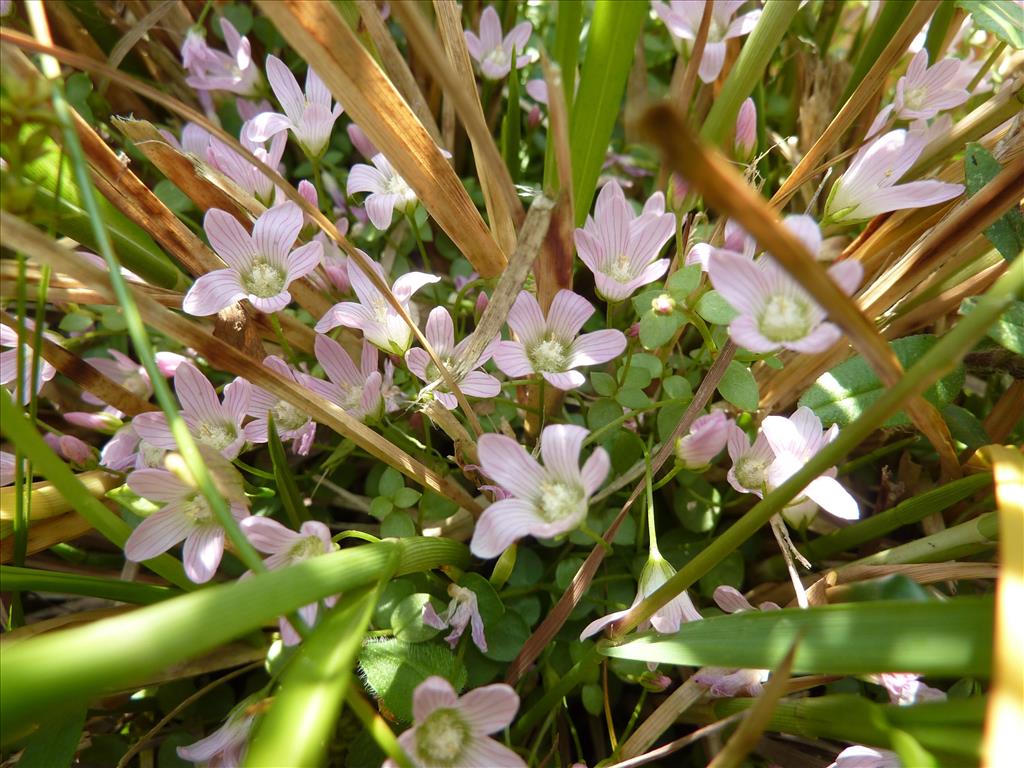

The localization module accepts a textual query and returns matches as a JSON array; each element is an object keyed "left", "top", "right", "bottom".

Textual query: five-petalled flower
[
  {"left": 303, "top": 334, "right": 390, "bottom": 422},
  {"left": 423, "top": 582, "right": 489, "bottom": 652},
  {"left": 245, "top": 356, "right": 317, "bottom": 455},
  {"left": 181, "top": 19, "right": 260, "bottom": 97},
  {"left": 347, "top": 152, "right": 419, "bottom": 231},
  {"left": 464, "top": 6, "right": 532, "bottom": 81},
  {"left": 653, "top": 1, "right": 762, "bottom": 83}
]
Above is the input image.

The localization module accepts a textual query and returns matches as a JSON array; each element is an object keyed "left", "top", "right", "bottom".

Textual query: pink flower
[
  {"left": 131, "top": 362, "right": 251, "bottom": 460},
  {"left": 183, "top": 203, "right": 323, "bottom": 316},
  {"left": 124, "top": 468, "right": 249, "bottom": 583},
  {"left": 245, "top": 55, "right": 343, "bottom": 158},
  {"left": 347, "top": 124, "right": 379, "bottom": 160},
  {"left": 207, "top": 129, "right": 287, "bottom": 206},
  {"left": 581, "top": 553, "right": 702, "bottom": 640},
  {"left": 686, "top": 218, "right": 755, "bottom": 271},
  {"left": 315, "top": 259, "right": 440, "bottom": 355},
  {"left": 492, "top": 290, "right": 626, "bottom": 391},
  {"left": 385, "top": 676, "right": 525, "bottom": 768},
  {"left": 315, "top": 221, "right": 352, "bottom": 294},
  {"left": 692, "top": 586, "right": 779, "bottom": 697},
  {"left": 761, "top": 407, "right": 859, "bottom": 526},
  {"left": 100, "top": 424, "right": 166, "bottom": 471},
  {"left": 470, "top": 424, "right": 610, "bottom": 558},
  {"left": 725, "top": 423, "right": 774, "bottom": 497},
  {"left": 244, "top": 356, "right": 317, "bottom": 455},
  {"left": 653, "top": 1, "right": 762, "bottom": 83},
  {"left": 827, "top": 746, "right": 901, "bottom": 768},
  {"left": 675, "top": 410, "right": 731, "bottom": 469},
  {"left": 49, "top": 434, "right": 95, "bottom": 466},
  {"left": 735, "top": 97, "right": 757, "bottom": 159},
  {"left": 241, "top": 517, "right": 336, "bottom": 645},
  {"left": 161, "top": 122, "right": 215, "bottom": 163},
  {"left": 181, "top": 19, "right": 260, "bottom": 97},
  {"left": 525, "top": 79, "right": 548, "bottom": 105},
  {"left": 0, "top": 320, "right": 57, "bottom": 404},
  {"left": 574, "top": 180, "right": 675, "bottom": 302},
  {"left": 423, "top": 583, "right": 489, "bottom": 652},
  {"left": 824, "top": 128, "right": 964, "bottom": 223},
  {"left": 302, "top": 335, "right": 388, "bottom": 422},
  {"left": 893, "top": 50, "right": 970, "bottom": 121},
  {"left": 464, "top": 6, "right": 532, "bottom": 81},
  {"left": 707, "top": 248, "right": 863, "bottom": 354},
  {"left": 82, "top": 349, "right": 151, "bottom": 417},
  {"left": 873, "top": 673, "right": 946, "bottom": 706},
  {"left": 178, "top": 695, "right": 259, "bottom": 767},
  {"left": 0, "top": 451, "right": 16, "bottom": 487},
  {"left": 406, "top": 308, "right": 500, "bottom": 410},
  {"left": 346, "top": 152, "right": 418, "bottom": 230}
]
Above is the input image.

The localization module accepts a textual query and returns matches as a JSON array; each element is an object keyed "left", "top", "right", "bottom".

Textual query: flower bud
[
  {"left": 735, "top": 98, "right": 757, "bottom": 161},
  {"left": 64, "top": 410, "right": 123, "bottom": 433},
  {"left": 650, "top": 293, "right": 676, "bottom": 315}
]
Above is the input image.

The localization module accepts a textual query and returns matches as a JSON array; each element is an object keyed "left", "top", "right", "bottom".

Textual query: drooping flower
[
  {"left": 827, "top": 746, "right": 902, "bottom": 768},
  {"left": 241, "top": 517, "right": 337, "bottom": 645},
  {"left": 824, "top": 128, "right": 964, "bottom": 223},
  {"left": 675, "top": 410, "right": 732, "bottom": 470},
  {"left": 385, "top": 676, "right": 526, "bottom": 768},
  {"left": 346, "top": 152, "right": 419, "bottom": 230},
  {"left": 406, "top": 307, "right": 500, "bottom": 410},
  {"left": 653, "top": 1, "right": 762, "bottom": 83},
  {"left": 178, "top": 694, "right": 261, "bottom": 767},
  {"left": 347, "top": 124, "right": 379, "bottom": 160},
  {"left": 692, "top": 586, "right": 779, "bottom": 697},
  {"left": 131, "top": 362, "right": 251, "bottom": 460},
  {"left": 245, "top": 55, "right": 343, "bottom": 158},
  {"left": 581, "top": 552, "right": 702, "bottom": 640},
  {"left": 707, "top": 248, "right": 863, "bottom": 354},
  {"left": 0, "top": 320, "right": 57, "bottom": 404},
  {"left": 574, "top": 180, "right": 675, "bottom": 302},
  {"left": 302, "top": 335, "right": 388, "bottom": 422},
  {"left": 423, "top": 583, "right": 489, "bottom": 652},
  {"left": 492, "top": 290, "right": 626, "bottom": 391},
  {"left": 470, "top": 424, "right": 610, "bottom": 558},
  {"left": 244, "top": 356, "right": 317, "bottom": 455},
  {"left": 873, "top": 673, "right": 946, "bottom": 706},
  {"left": 207, "top": 128, "right": 288, "bottom": 206},
  {"left": 761, "top": 406, "right": 859, "bottom": 526},
  {"left": 464, "top": 6, "right": 532, "bottom": 81},
  {"left": 80, "top": 349, "right": 152, "bottom": 419},
  {"left": 181, "top": 19, "right": 260, "bottom": 97},
  {"left": 124, "top": 467, "right": 249, "bottom": 583},
  {"left": 46, "top": 434, "right": 95, "bottom": 467},
  {"left": 100, "top": 425, "right": 166, "bottom": 471},
  {"left": 315, "top": 258, "right": 440, "bottom": 355},
  {"left": 725, "top": 423, "right": 775, "bottom": 497},
  {"left": 183, "top": 203, "right": 323, "bottom": 316},
  {"left": 735, "top": 97, "right": 757, "bottom": 159}
]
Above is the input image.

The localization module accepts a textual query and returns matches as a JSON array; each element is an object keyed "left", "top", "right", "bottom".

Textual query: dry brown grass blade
[
  {"left": 638, "top": 102, "right": 961, "bottom": 478},
  {"left": 0, "top": 511, "right": 96, "bottom": 563},
  {"left": 427, "top": 0, "right": 522, "bottom": 255},
  {"left": 0, "top": 471, "right": 121, "bottom": 521},
  {"left": 770, "top": 1, "right": 936, "bottom": 208},
  {"left": 0, "top": 311, "right": 157, "bottom": 417},
  {"left": 3, "top": 212, "right": 484, "bottom": 516},
  {"left": 675, "top": 0, "right": 713, "bottom": 119},
  {"left": 618, "top": 676, "right": 705, "bottom": 760},
  {"left": 257, "top": 0, "right": 508, "bottom": 279},
  {"left": 355, "top": 0, "right": 443, "bottom": 146}
]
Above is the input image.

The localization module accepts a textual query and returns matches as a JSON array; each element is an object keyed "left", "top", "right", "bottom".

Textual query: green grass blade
[
  {"left": 267, "top": 414, "right": 307, "bottom": 528},
  {"left": 601, "top": 597, "right": 993, "bottom": 676},
  {"left": 14, "top": 705, "right": 86, "bottom": 768},
  {"left": 502, "top": 61, "right": 521, "bottom": 182},
  {"left": 0, "top": 565, "right": 182, "bottom": 605},
  {"left": 246, "top": 585, "right": 384, "bottom": 767},
  {"left": 570, "top": 0, "right": 646, "bottom": 224}
]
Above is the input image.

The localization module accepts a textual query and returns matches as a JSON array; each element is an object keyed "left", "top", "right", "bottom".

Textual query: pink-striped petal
[
  {"left": 539, "top": 424, "right": 587, "bottom": 486},
  {"left": 424, "top": 307, "right": 454, "bottom": 354},
  {"left": 459, "top": 371, "right": 500, "bottom": 398},
  {"left": 698, "top": 41, "right": 727, "bottom": 83},
  {"left": 183, "top": 525, "right": 226, "bottom": 583},
  {"left": 478, "top": 7, "right": 503, "bottom": 50},
  {"left": 130, "top": 412, "right": 177, "bottom": 450},
  {"left": 412, "top": 676, "right": 459, "bottom": 722},
  {"left": 203, "top": 209, "right": 255, "bottom": 271},
  {"left": 285, "top": 240, "right": 323, "bottom": 282},
  {"left": 253, "top": 203, "right": 303, "bottom": 263},
  {"left": 314, "top": 301, "right": 372, "bottom": 333},
  {"left": 567, "top": 329, "right": 626, "bottom": 367},
  {"left": 393, "top": 271, "right": 441, "bottom": 303},
  {"left": 714, "top": 585, "right": 755, "bottom": 613},
  {"left": 477, "top": 433, "right": 544, "bottom": 501},
  {"left": 127, "top": 468, "right": 188, "bottom": 502},
  {"left": 315, "top": 334, "right": 361, "bottom": 387},
  {"left": 492, "top": 341, "right": 534, "bottom": 378},
  {"left": 547, "top": 290, "right": 594, "bottom": 342},
  {"left": 346, "top": 163, "right": 388, "bottom": 196},
  {"left": 175, "top": 362, "right": 223, "bottom": 423},
  {"left": 580, "top": 447, "right": 610, "bottom": 496},
  {"left": 241, "top": 515, "right": 301, "bottom": 553},
  {"left": 541, "top": 370, "right": 586, "bottom": 390},
  {"left": 265, "top": 54, "right": 305, "bottom": 120},
  {"left": 182, "top": 270, "right": 245, "bottom": 317},
  {"left": 244, "top": 111, "right": 291, "bottom": 143},
  {"left": 470, "top": 498, "right": 544, "bottom": 558},
  {"left": 124, "top": 505, "right": 193, "bottom": 562},
  {"left": 459, "top": 738, "right": 527, "bottom": 767},
  {"left": 506, "top": 292, "right": 546, "bottom": 346},
  {"left": 707, "top": 250, "right": 768, "bottom": 315},
  {"left": 457, "top": 684, "right": 520, "bottom": 734}
]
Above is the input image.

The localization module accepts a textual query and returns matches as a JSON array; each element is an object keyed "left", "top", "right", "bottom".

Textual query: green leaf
[
  {"left": 369, "top": 496, "right": 394, "bottom": 521},
  {"left": 1, "top": 565, "right": 180, "bottom": 605},
  {"left": 956, "top": 1, "right": 1024, "bottom": 48},
  {"left": 591, "top": 371, "right": 618, "bottom": 397},
  {"left": 381, "top": 511, "right": 416, "bottom": 538},
  {"left": 268, "top": 415, "right": 307, "bottom": 528},
  {"left": 391, "top": 594, "right": 441, "bottom": 643},
  {"left": 667, "top": 266, "right": 701, "bottom": 300},
  {"left": 59, "top": 312, "right": 94, "bottom": 333},
  {"left": 616, "top": 387, "right": 651, "bottom": 409},
  {"left": 964, "top": 143, "right": 1024, "bottom": 260},
  {"left": 717, "top": 360, "right": 759, "bottom": 411},
  {"left": 419, "top": 490, "right": 458, "bottom": 522},
  {"left": 153, "top": 179, "right": 194, "bottom": 215},
  {"left": 378, "top": 467, "right": 405, "bottom": 498},
  {"left": 581, "top": 684, "right": 603, "bottom": 717},
  {"left": 694, "top": 290, "right": 738, "bottom": 324},
  {"left": 392, "top": 487, "right": 422, "bottom": 509},
  {"left": 621, "top": 365, "right": 653, "bottom": 390},
  {"left": 657, "top": 403, "right": 687, "bottom": 443},
  {"left": 698, "top": 550, "right": 744, "bottom": 598},
  {"left": 358, "top": 639, "right": 468, "bottom": 722},
  {"left": 571, "top": 0, "right": 647, "bottom": 223},
  {"left": 587, "top": 398, "right": 624, "bottom": 432},
  {"left": 941, "top": 404, "right": 990, "bottom": 452},
  {"left": 662, "top": 375, "right": 693, "bottom": 401},
  {"left": 960, "top": 297, "right": 1024, "bottom": 354},
  {"left": 640, "top": 311, "right": 684, "bottom": 349},
  {"left": 799, "top": 335, "right": 966, "bottom": 427},
  {"left": 601, "top": 597, "right": 993, "bottom": 676},
  {"left": 483, "top": 609, "right": 531, "bottom": 662},
  {"left": 15, "top": 705, "right": 85, "bottom": 768},
  {"left": 219, "top": 4, "right": 254, "bottom": 36},
  {"left": 631, "top": 353, "right": 664, "bottom": 380}
]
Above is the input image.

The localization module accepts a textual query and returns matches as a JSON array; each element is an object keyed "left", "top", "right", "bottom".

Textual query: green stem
[
  {"left": 645, "top": 448, "right": 660, "bottom": 559},
  {"left": 0, "top": 565, "right": 181, "bottom": 605},
  {"left": 967, "top": 41, "right": 1006, "bottom": 92},
  {"left": 406, "top": 210, "right": 430, "bottom": 269},
  {"left": 308, "top": 155, "right": 329, "bottom": 215},
  {"left": 268, "top": 312, "right": 296, "bottom": 364},
  {"left": 345, "top": 689, "right": 413, "bottom": 768}
]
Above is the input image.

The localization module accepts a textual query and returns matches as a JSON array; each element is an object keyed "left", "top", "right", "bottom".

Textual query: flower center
[
  {"left": 484, "top": 47, "right": 512, "bottom": 71},
  {"left": 735, "top": 455, "right": 769, "bottom": 492},
  {"left": 287, "top": 535, "right": 325, "bottom": 561},
  {"left": 425, "top": 357, "right": 456, "bottom": 388},
  {"left": 244, "top": 260, "right": 286, "bottom": 299},
  {"left": 416, "top": 708, "right": 470, "bottom": 766},
  {"left": 181, "top": 494, "right": 214, "bottom": 525},
  {"left": 758, "top": 294, "right": 812, "bottom": 342},
  {"left": 604, "top": 253, "right": 634, "bottom": 283},
  {"left": 123, "top": 373, "right": 151, "bottom": 397},
  {"left": 139, "top": 440, "right": 165, "bottom": 467},
  {"left": 903, "top": 85, "right": 928, "bottom": 112},
  {"left": 196, "top": 420, "right": 237, "bottom": 451},
  {"left": 272, "top": 399, "right": 307, "bottom": 432},
  {"left": 537, "top": 478, "right": 585, "bottom": 523},
  {"left": 707, "top": 18, "right": 725, "bottom": 42},
  {"left": 528, "top": 337, "right": 568, "bottom": 374}
]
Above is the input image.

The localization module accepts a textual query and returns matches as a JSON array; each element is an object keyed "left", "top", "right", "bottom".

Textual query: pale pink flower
[
  {"left": 873, "top": 673, "right": 946, "bottom": 706},
  {"left": 827, "top": 746, "right": 901, "bottom": 768},
  {"left": 0, "top": 451, "right": 16, "bottom": 487},
  {"left": 574, "top": 180, "right": 675, "bottom": 302},
  {"left": 492, "top": 290, "right": 626, "bottom": 390},
  {"left": 385, "top": 677, "right": 525, "bottom": 768},
  {"left": 244, "top": 356, "right": 316, "bottom": 455},
  {"left": 302, "top": 335, "right": 388, "bottom": 422},
  {"left": 675, "top": 410, "right": 732, "bottom": 469},
  {"left": 315, "top": 258, "right": 440, "bottom": 355},
  {"left": 581, "top": 553, "right": 702, "bottom": 640},
  {"left": 423, "top": 583, "right": 489, "bottom": 652},
  {"left": 183, "top": 203, "right": 323, "bottom": 316},
  {"left": 0, "top": 321, "right": 57, "bottom": 404},
  {"left": 241, "top": 517, "right": 336, "bottom": 645},
  {"left": 156, "top": 351, "right": 189, "bottom": 378},
  {"left": 707, "top": 249, "right": 863, "bottom": 354},
  {"left": 692, "top": 586, "right": 779, "bottom": 697},
  {"left": 726, "top": 423, "right": 775, "bottom": 497},
  {"left": 894, "top": 50, "right": 970, "bottom": 121},
  {"left": 161, "top": 122, "right": 215, "bottom": 163},
  {"left": 124, "top": 468, "right": 249, "bottom": 583},
  {"left": 46, "top": 434, "right": 94, "bottom": 466},
  {"left": 525, "top": 79, "right": 548, "bottom": 105},
  {"left": 824, "top": 128, "right": 964, "bottom": 223},
  {"left": 406, "top": 307, "right": 500, "bottom": 410},
  {"left": 470, "top": 424, "right": 610, "bottom": 558},
  {"left": 686, "top": 218, "right": 754, "bottom": 271},
  {"left": 653, "top": 1, "right": 762, "bottom": 83},
  {"left": 346, "top": 152, "right": 418, "bottom": 230},
  {"left": 464, "top": 6, "right": 532, "bottom": 81},
  {"left": 347, "top": 124, "right": 379, "bottom": 160},
  {"left": 762, "top": 406, "right": 859, "bottom": 526},
  {"left": 735, "top": 97, "right": 757, "bottom": 159},
  {"left": 64, "top": 411, "right": 123, "bottom": 433},
  {"left": 207, "top": 128, "right": 287, "bottom": 206},
  {"left": 82, "top": 349, "right": 152, "bottom": 418},
  {"left": 131, "top": 362, "right": 251, "bottom": 460},
  {"left": 181, "top": 20, "right": 260, "bottom": 97},
  {"left": 178, "top": 695, "right": 259, "bottom": 767},
  {"left": 245, "top": 55, "right": 343, "bottom": 158},
  {"left": 100, "top": 424, "right": 166, "bottom": 471}
]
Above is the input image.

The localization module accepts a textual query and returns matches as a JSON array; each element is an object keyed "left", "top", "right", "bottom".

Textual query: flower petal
[
  {"left": 567, "top": 329, "right": 626, "bottom": 367},
  {"left": 412, "top": 675, "right": 459, "bottom": 722},
  {"left": 265, "top": 54, "right": 305, "bottom": 120},
  {"left": 806, "top": 475, "right": 860, "bottom": 520},
  {"left": 424, "top": 307, "right": 455, "bottom": 354},
  {"left": 315, "top": 334, "right": 362, "bottom": 386},
  {"left": 714, "top": 585, "right": 755, "bottom": 613},
  {"left": 183, "top": 525, "right": 226, "bottom": 583},
  {"left": 253, "top": 202, "right": 303, "bottom": 262},
  {"left": 457, "top": 683, "right": 521, "bottom": 734},
  {"left": 492, "top": 341, "right": 534, "bottom": 378},
  {"left": 204, "top": 209, "right": 256, "bottom": 271},
  {"left": 240, "top": 514, "right": 301, "bottom": 554},
  {"left": 285, "top": 240, "right": 323, "bottom": 282},
  {"left": 478, "top": 433, "right": 545, "bottom": 500},
  {"left": 470, "top": 498, "right": 545, "bottom": 558},
  {"left": 127, "top": 468, "right": 188, "bottom": 502},
  {"left": 175, "top": 362, "right": 224, "bottom": 424},
  {"left": 506, "top": 292, "right": 546, "bottom": 346},
  {"left": 539, "top": 424, "right": 588, "bottom": 485},
  {"left": 541, "top": 370, "right": 586, "bottom": 390},
  {"left": 393, "top": 271, "right": 441, "bottom": 303},
  {"left": 125, "top": 505, "right": 193, "bottom": 562},
  {"left": 579, "top": 447, "right": 610, "bottom": 497},
  {"left": 459, "top": 737, "right": 527, "bottom": 767},
  {"left": 547, "top": 290, "right": 594, "bottom": 342},
  {"left": 698, "top": 41, "right": 727, "bottom": 83},
  {"left": 182, "top": 270, "right": 245, "bottom": 317}
]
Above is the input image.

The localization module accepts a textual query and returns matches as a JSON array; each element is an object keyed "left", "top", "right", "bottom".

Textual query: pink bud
[
  {"left": 527, "top": 105, "right": 542, "bottom": 130},
  {"left": 64, "top": 411, "right": 123, "bottom": 433},
  {"left": 475, "top": 291, "right": 489, "bottom": 317},
  {"left": 651, "top": 293, "right": 676, "bottom": 315},
  {"left": 155, "top": 352, "right": 187, "bottom": 377},
  {"left": 59, "top": 435, "right": 94, "bottom": 466},
  {"left": 347, "top": 124, "right": 379, "bottom": 161},
  {"left": 627, "top": 322, "right": 640, "bottom": 338},
  {"left": 735, "top": 98, "right": 757, "bottom": 160},
  {"left": 297, "top": 179, "right": 318, "bottom": 209}
]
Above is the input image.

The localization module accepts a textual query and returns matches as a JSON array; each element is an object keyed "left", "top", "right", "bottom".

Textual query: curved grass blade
[{"left": 0, "top": 565, "right": 181, "bottom": 605}]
